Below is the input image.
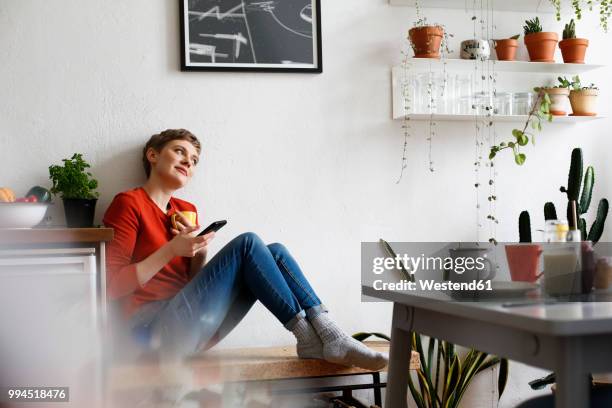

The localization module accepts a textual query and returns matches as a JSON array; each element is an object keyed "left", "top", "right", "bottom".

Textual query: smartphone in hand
[{"left": 197, "top": 220, "right": 227, "bottom": 237}]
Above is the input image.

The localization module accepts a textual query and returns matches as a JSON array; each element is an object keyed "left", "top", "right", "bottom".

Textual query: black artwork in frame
[{"left": 179, "top": 0, "right": 322, "bottom": 72}]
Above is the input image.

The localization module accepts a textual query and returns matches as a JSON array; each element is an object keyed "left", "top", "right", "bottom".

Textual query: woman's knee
[
  {"left": 267, "top": 242, "right": 288, "bottom": 257},
  {"left": 233, "top": 232, "right": 264, "bottom": 251}
]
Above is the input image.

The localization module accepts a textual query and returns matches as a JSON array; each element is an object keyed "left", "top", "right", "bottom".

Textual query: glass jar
[
  {"left": 493, "top": 92, "right": 513, "bottom": 115},
  {"left": 543, "top": 220, "right": 569, "bottom": 242},
  {"left": 456, "top": 74, "right": 473, "bottom": 115},
  {"left": 473, "top": 91, "right": 493, "bottom": 116},
  {"left": 513, "top": 92, "right": 534, "bottom": 116}
]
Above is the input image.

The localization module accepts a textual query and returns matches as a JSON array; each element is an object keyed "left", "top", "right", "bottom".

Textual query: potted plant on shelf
[
  {"left": 559, "top": 19, "right": 589, "bottom": 63},
  {"left": 48, "top": 153, "right": 99, "bottom": 228},
  {"left": 568, "top": 75, "right": 599, "bottom": 116},
  {"left": 460, "top": 39, "right": 490, "bottom": 60},
  {"left": 409, "top": 18, "right": 444, "bottom": 58},
  {"left": 541, "top": 77, "right": 572, "bottom": 116},
  {"left": 523, "top": 17, "right": 558, "bottom": 62},
  {"left": 493, "top": 34, "right": 520, "bottom": 61}
]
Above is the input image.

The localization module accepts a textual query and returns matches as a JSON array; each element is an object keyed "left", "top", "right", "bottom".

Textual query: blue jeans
[{"left": 129, "top": 232, "right": 325, "bottom": 354}]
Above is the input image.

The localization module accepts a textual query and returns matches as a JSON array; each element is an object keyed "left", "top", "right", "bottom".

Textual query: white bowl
[{"left": 0, "top": 202, "right": 50, "bottom": 228}]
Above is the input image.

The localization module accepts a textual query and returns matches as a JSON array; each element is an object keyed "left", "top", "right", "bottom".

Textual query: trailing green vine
[
  {"left": 488, "top": 91, "right": 552, "bottom": 165},
  {"left": 549, "top": 0, "right": 611, "bottom": 32}
]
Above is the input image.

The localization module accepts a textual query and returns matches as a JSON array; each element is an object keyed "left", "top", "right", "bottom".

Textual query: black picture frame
[{"left": 179, "top": 0, "right": 322, "bottom": 73}]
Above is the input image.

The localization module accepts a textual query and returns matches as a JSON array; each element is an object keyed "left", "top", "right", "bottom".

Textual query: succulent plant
[{"left": 523, "top": 17, "right": 543, "bottom": 35}]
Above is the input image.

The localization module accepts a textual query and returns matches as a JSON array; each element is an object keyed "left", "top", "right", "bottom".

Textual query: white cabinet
[{"left": 0, "top": 248, "right": 102, "bottom": 407}]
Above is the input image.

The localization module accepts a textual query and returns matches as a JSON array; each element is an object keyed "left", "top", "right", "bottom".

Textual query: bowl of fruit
[{"left": 0, "top": 186, "right": 52, "bottom": 228}]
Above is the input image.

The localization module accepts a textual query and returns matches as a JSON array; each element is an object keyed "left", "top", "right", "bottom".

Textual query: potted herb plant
[
  {"left": 409, "top": 18, "right": 444, "bottom": 58},
  {"left": 493, "top": 34, "right": 520, "bottom": 61},
  {"left": 559, "top": 19, "right": 589, "bottom": 63},
  {"left": 568, "top": 75, "right": 599, "bottom": 116},
  {"left": 523, "top": 17, "right": 558, "bottom": 62},
  {"left": 48, "top": 153, "right": 99, "bottom": 228},
  {"left": 541, "top": 77, "right": 572, "bottom": 116}
]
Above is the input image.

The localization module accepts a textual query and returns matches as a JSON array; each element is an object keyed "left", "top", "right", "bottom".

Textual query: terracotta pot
[
  {"left": 543, "top": 87, "right": 570, "bottom": 116},
  {"left": 559, "top": 38, "right": 589, "bottom": 63},
  {"left": 524, "top": 32, "right": 558, "bottom": 62},
  {"left": 493, "top": 39, "right": 518, "bottom": 61},
  {"left": 505, "top": 244, "right": 542, "bottom": 283},
  {"left": 408, "top": 26, "right": 444, "bottom": 58},
  {"left": 569, "top": 88, "right": 598, "bottom": 115}
]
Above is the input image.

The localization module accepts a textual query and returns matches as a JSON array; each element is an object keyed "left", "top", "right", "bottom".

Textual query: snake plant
[{"left": 353, "top": 332, "right": 509, "bottom": 407}]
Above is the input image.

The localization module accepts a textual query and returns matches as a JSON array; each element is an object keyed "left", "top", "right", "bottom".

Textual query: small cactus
[
  {"left": 519, "top": 211, "right": 532, "bottom": 243},
  {"left": 544, "top": 202, "right": 557, "bottom": 221},
  {"left": 563, "top": 19, "right": 576, "bottom": 40},
  {"left": 588, "top": 199, "right": 609, "bottom": 243}
]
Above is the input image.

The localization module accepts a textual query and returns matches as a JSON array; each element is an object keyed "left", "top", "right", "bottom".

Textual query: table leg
[
  {"left": 384, "top": 303, "right": 412, "bottom": 408},
  {"left": 555, "top": 338, "right": 590, "bottom": 408}
]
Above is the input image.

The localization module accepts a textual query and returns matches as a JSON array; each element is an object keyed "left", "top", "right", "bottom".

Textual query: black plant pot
[{"left": 63, "top": 198, "right": 97, "bottom": 228}]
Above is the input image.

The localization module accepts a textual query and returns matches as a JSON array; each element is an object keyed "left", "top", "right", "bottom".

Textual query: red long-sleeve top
[{"left": 103, "top": 187, "right": 199, "bottom": 319}]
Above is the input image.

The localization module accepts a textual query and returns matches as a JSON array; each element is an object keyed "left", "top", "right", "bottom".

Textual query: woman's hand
[{"left": 169, "top": 225, "right": 215, "bottom": 258}]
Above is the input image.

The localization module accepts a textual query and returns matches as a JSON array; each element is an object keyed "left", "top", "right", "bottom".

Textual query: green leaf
[
  {"left": 408, "top": 371, "right": 427, "bottom": 408},
  {"left": 515, "top": 153, "right": 526, "bottom": 165},
  {"left": 498, "top": 359, "right": 509, "bottom": 399},
  {"left": 511, "top": 129, "right": 523, "bottom": 139},
  {"left": 508, "top": 142, "right": 515, "bottom": 148}
]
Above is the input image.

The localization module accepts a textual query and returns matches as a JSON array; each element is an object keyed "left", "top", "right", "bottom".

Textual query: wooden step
[{"left": 109, "top": 341, "right": 420, "bottom": 390}]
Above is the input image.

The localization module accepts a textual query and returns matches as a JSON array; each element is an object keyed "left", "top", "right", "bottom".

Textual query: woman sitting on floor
[{"left": 103, "top": 128, "right": 387, "bottom": 370}]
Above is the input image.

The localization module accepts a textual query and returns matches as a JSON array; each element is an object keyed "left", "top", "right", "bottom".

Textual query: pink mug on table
[{"left": 505, "top": 244, "right": 543, "bottom": 282}]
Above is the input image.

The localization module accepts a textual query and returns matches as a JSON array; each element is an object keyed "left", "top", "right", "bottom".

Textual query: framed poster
[{"left": 179, "top": 0, "right": 322, "bottom": 72}]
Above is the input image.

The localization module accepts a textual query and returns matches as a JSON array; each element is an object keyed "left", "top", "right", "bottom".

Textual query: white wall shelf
[
  {"left": 394, "top": 113, "right": 607, "bottom": 122},
  {"left": 391, "top": 64, "right": 606, "bottom": 119},
  {"left": 389, "top": 0, "right": 554, "bottom": 13},
  {"left": 395, "top": 59, "right": 605, "bottom": 74}
]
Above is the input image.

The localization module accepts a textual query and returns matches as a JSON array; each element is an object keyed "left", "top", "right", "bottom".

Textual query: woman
[{"left": 103, "top": 128, "right": 387, "bottom": 370}]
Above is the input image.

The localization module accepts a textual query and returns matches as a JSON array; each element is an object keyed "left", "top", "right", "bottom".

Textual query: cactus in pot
[
  {"left": 559, "top": 19, "right": 589, "bottom": 63},
  {"left": 548, "top": 148, "right": 609, "bottom": 242}
]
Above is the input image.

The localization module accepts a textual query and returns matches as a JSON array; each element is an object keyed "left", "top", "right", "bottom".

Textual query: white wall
[{"left": 1, "top": 1, "right": 611, "bottom": 406}]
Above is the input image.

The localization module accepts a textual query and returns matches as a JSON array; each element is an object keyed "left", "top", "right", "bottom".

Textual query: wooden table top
[{"left": 0, "top": 227, "right": 114, "bottom": 245}]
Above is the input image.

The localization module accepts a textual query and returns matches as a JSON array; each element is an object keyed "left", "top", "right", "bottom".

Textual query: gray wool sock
[
  {"left": 291, "top": 316, "right": 324, "bottom": 359},
  {"left": 309, "top": 312, "right": 388, "bottom": 371}
]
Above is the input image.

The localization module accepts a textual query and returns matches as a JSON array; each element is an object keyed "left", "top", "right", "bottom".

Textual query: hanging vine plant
[
  {"left": 488, "top": 90, "right": 552, "bottom": 165},
  {"left": 549, "top": 0, "right": 611, "bottom": 32}
]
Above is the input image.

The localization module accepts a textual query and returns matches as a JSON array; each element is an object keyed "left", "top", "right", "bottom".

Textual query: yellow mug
[{"left": 171, "top": 211, "right": 197, "bottom": 230}]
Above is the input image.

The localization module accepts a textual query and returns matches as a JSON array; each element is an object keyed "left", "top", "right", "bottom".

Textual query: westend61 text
[{"left": 372, "top": 279, "right": 493, "bottom": 291}]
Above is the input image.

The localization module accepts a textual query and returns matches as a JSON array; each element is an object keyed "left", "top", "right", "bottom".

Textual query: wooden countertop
[{"left": 0, "top": 227, "right": 114, "bottom": 245}]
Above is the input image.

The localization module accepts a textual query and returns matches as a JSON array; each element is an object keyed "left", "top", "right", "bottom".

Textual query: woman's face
[{"left": 147, "top": 139, "right": 200, "bottom": 189}]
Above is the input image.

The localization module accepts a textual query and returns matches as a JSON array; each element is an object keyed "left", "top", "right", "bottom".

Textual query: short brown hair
[{"left": 142, "top": 129, "right": 201, "bottom": 178}]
